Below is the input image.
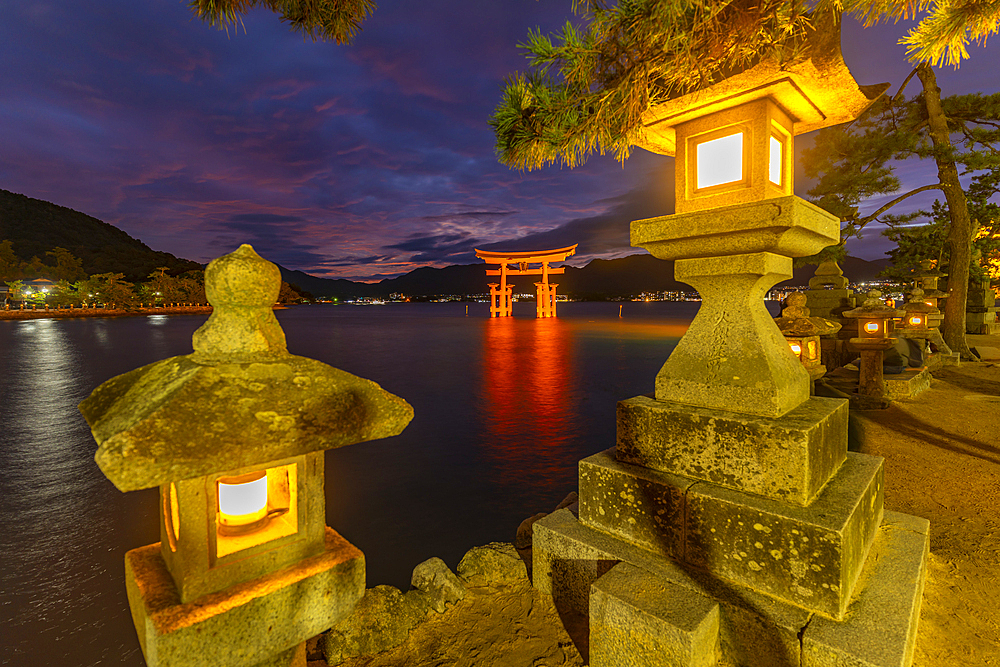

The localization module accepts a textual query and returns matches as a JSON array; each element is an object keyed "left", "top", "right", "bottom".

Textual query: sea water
[{"left": 0, "top": 300, "right": 713, "bottom": 666}]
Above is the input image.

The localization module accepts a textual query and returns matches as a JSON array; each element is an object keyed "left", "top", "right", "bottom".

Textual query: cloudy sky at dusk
[{"left": 2, "top": 1, "right": 997, "bottom": 281}]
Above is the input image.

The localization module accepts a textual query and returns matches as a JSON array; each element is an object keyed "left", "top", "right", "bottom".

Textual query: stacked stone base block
[
  {"left": 125, "top": 527, "right": 364, "bottom": 667},
  {"left": 591, "top": 562, "right": 720, "bottom": 667},
  {"left": 535, "top": 508, "right": 928, "bottom": 667},
  {"left": 579, "top": 449, "right": 883, "bottom": 620}
]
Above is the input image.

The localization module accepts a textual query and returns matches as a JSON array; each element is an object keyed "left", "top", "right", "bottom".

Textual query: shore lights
[{"left": 80, "top": 245, "right": 413, "bottom": 667}]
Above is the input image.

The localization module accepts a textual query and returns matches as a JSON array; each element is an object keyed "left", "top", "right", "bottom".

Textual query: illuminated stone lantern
[
  {"left": 774, "top": 293, "right": 841, "bottom": 382},
  {"left": 79, "top": 245, "right": 413, "bottom": 667},
  {"left": 531, "top": 14, "right": 929, "bottom": 667},
  {"left": 902, "top": 288, "right": 935, "bottom": 332},
  {"left": 912, "top": 259, "right": 947, "bottom": 328},
  {"left": 844, "top": 290, "right": 905, "bottom": 401}
]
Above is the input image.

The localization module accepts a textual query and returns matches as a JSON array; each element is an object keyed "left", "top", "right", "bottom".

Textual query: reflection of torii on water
[{"left": 474, "top": 245, "right": 577, "bottom": 318}]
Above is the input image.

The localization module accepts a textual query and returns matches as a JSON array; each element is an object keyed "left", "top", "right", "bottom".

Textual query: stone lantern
[
  {"left": 531, "top": 14, "right": 929, "bottom": 667},
  {"left": 844, "top": 290, "right": 905, "bottom": 401},
  {"left": 79, "top": 245, "right": 414, "bottom": 667},
  {"left": 774, "top": 293, "right": 841, "bottom": 382},
  {"left": 912, "top": 260, "right": 947, "bottom": 329},
  {"left": 902, "top": 288, "right": 935, "bottom": 332}
]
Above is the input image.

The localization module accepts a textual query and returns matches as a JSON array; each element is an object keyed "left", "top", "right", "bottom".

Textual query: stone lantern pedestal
[
  {"left": 535, "top": 204, "right": 928, "bottom": 667},
  {"left": 967, "top": 277, "right": 999, "bottom": 335},
  {"left": 529, "top": 17, "right": 927, "bottom": 666}
]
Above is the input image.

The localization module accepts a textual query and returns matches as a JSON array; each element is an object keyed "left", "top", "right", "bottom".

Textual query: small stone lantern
[
  {"left": 79, "top": 245, "right": 414, "bottom": 667},
  {"left": 912, "top": 260, "right": 947, "bottom": 328},
  {"left": 844, "top": 290, "right": 904, "bottom": 401},
  {"left": 774, "top": 293, "right": 841, "bottom": 381},
  {"left": 902, "top": 288, "right": 935, "bottom": 331}
]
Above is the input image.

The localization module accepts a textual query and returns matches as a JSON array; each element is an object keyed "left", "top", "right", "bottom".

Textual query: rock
[
  {"left": 322, "top": 585, "right": 431, "bottom": 665},
  {"left": 515, "top": 512, "right": 548, "bottom": 549},
  {"left": 410, "top": 557, "right": 466, "bottom": 613},
  {"left": 457, "top": 542, "right": 528, "bottom": 588},
  {"left": 555, "top": 492, "right": 578, "bottom": 511}
]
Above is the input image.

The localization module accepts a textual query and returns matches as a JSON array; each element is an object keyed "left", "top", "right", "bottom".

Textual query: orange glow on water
[{"left": 480, "top": 318, "right": 575, "bottom": 488}]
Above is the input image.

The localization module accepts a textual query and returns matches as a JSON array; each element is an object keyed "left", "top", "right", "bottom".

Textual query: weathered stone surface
[
  {"left": 643, "top": 251, "right": 813, "bottom": 418},
  {"left": 631, "top": 197, "right": 839, "bottom": 263},
  {"left": 578, "top": 449, "right": 693, "bottom": 559},
  {"left": 516, "top": 512, "right": 548, "bottom": 550},
  {"left": 81, "top": 353, "right": 413, "bottom": 492},
  {"left": 456, "top": 542, "right": 528, "bottom": 588},
  {"left": 884, "top": 368, "right": 932, "bottom": 401},
  {"left": 125, "top": 527, "right": 364, "bottom": 667},
  {"left": 616, "top": 395, "right": 847, "bottom": 506},
  {"left": 533, "top": 508, "right": 811, "bottom": 667},
  {"left": 555, "top": 491, "right": 579, "bottom": 511},
  {"left": 591, "top": 562, "right": 720, "bottom": 667},
  {"left": 322, "top": 585, "right": 432, "bottom": 665},
  {"left": 802, "top": 511, "right": 929, "bottom": 667},
  {"left": 410, "top": 557, "right": 466, "bottom": 613},
  {"left": 192, "top": 244, "right": 287, "bottom": 363},
  {"left": 686, "top": 452, "right": 884, "bottom": 620}
]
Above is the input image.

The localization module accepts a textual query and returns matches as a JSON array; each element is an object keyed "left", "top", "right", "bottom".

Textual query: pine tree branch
[{"left": 854, "top": 183, "right": 945, "bottom": 232}]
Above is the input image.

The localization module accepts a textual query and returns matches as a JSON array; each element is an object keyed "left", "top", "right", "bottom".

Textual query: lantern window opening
[
  {"left": 789, "top": 341, "right": 802, "bottom": 357},
  {"left": 692, "top": 125, "right": 748, "bottom": 192},
  {"left": 864, "top": 321, "right": 880, "bottom": 334},
  {"left": 214, "top": 462, "right": 299, "bottom": 559}
]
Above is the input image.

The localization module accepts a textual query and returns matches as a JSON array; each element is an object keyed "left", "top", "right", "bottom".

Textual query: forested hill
[{"left": 0, "top": 189, "right": 200, "bottom": 281}]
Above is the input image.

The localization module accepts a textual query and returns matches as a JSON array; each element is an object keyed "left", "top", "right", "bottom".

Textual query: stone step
[
  {"left": 534, "top": 507, "right": 928, "bottom": 667},
  {"left": 578, "top": 450, "right": 884, "bottom": 620},
  {"left": 616, "top": 395, "right": 847, "bottom": 506},
  {"left": 590, "top": 562, "right": 720, "bottom": 667}
]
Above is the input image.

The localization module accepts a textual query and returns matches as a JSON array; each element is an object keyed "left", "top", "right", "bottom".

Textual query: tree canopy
[
  {"left": 188, "top": 0, "right": 375, "bottom": 42},
  {"left": 491, "top": 0, "right": 1000, "bottom": 171}
]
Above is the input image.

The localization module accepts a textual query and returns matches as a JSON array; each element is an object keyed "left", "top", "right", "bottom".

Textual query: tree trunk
[{"left": 915, "top": 63, "right": 978, "bottom": 361}]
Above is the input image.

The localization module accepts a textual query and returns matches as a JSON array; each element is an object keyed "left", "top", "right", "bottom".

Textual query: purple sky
[{"left": 1, "top": 2, "right": 997, "bottom": 281}]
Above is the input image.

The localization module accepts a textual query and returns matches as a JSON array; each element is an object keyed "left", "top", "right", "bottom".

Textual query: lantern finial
[{"left": 192, "top": 243, "right": 288, "bottom": 362}]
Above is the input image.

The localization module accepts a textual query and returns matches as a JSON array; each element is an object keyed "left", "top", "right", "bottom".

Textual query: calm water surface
[{"left": 0, "top": 301, "right": 713, "bottom": 666}]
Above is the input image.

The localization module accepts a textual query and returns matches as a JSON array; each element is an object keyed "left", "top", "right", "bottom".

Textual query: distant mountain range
[
  {"left": 279, "top": 254, "right": 891, "bottom": 299},
  {"left": 1, "top": 187, "right": 890, "bottom": 297}
]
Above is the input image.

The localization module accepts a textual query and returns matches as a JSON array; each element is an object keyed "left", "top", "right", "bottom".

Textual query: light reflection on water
[{"left": 0, "top": 302, "right": 694, "bottom": 666}]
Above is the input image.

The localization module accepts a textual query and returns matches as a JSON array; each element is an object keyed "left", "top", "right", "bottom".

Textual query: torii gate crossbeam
[{"left": 475, "top": 245, "right": 577, "bottom": 318}]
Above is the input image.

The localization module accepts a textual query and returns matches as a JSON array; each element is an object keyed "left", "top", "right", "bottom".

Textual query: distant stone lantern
[
  {"left": 79, "top": 245, "right": 414, "bottom": 667},
  {"left": 902, "top": 288, "right": 934, "bottom": 331},
  {"left": 844, "top": 290, "right": 904, "bottom": 401},
  {"left": 775, "top": 292, "right": 841, "bottom": 381}
]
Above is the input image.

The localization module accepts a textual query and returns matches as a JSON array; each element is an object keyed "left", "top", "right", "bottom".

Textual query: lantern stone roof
[
  {"left": 903, "top": 288, "right": 936, "bottom": 314},
  {"left": 635, "top": 13, "right": 889, "bottom": 156},
  {"left": 79, "top": 245, "right": 414, "bottom": 492},
  {"left": 843, "top": 290, "right": 904, "bottom": 320},
  {"left": 775, "top": 293, "right": 841, "bottom": 336}
]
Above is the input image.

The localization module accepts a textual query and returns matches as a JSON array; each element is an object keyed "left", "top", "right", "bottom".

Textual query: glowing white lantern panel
[
  {"left": 697, "top": 133, "right": 743, "bottom": 189},
  {"left": 218, "top": 471, "right": 268, "bottom": 528},
  {"left": 769, "top": 135, "right": 782, "bottom": 185}
]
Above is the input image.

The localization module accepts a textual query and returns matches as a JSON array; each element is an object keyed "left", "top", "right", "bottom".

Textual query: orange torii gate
[{"left": 475, "top": 245, "right": 577, "bottom": 318}]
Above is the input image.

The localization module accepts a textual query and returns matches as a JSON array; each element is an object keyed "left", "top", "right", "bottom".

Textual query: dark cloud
[{"left": 384, "top": 231, "right": 482, "bottom": 263}]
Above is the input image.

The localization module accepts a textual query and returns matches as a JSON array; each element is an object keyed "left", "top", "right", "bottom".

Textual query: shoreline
[{"left": 0, "top": 305, "right": 213, "bottom": 321}]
